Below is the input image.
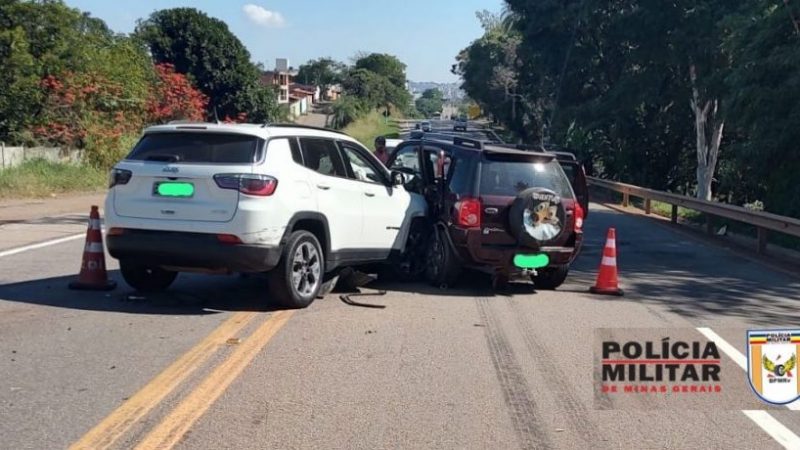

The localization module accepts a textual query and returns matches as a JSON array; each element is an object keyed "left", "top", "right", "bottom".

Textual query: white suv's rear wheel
[{"left": 269, "top": 231, "right": 323, "bottom": 309}]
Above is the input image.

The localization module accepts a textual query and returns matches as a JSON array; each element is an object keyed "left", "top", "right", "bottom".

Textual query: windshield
[
  {"left": 127, "top": 132, "right": 261, "bottom": 164},
  {"left": 479, "top": 158, "right": 574, "bottom": 198}
]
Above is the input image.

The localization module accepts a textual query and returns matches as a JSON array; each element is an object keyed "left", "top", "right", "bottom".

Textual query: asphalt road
[{"left": 3, "top": 200, "right": 800, "bottom": 449}]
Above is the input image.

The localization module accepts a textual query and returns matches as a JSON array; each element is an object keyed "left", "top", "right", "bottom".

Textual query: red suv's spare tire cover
[{"left": 508, "top": 188, "right": 567, "bottom": 247}]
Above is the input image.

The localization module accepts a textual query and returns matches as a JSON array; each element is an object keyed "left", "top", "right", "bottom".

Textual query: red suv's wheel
[
  {"left": 532, "top": 265, "right": 569, "bottom": 290},
  {"left": 425, "top": 228, "right": 461, "bottom": 288},
  {"left": 508, "top": 188, "right": 567, "bottom": 247}
]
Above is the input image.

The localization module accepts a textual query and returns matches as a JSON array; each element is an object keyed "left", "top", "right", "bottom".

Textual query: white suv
[{"left": 104, "top": 123, "right": 427, "bottom": 308}]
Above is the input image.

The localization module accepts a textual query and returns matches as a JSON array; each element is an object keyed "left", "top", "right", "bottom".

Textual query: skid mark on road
[
  {"left": 506, "top": 298, "right": 608, "bottom": 448},
  {"left": 476, "top": 298, "right": 552, "bottom": 450}
]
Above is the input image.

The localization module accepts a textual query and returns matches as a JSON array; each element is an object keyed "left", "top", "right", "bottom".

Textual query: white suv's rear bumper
[
  {"left": 105, "top": 191, "right": 288, "bottom": 247},
  {"left": 106, "top": 229, "right": 283, "bottom": 273}
]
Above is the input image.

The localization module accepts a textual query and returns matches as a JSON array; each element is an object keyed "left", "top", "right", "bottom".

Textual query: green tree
[
  {"left": 415, "top": 88, "right": 444, "bottom": 117},
  {"left": 134, "top": 7, "right": 279, "bottom": 121},
  {"left": 500, "top": 0, "right": 743, "bottom": 195},
  {"left": 354, "top": 53, "right": 408, "bottom": 89},
  {"left": 453, "top": 10, "right": 529, "bottom": 139},
  {"left": 297, "top": 57, "right": 345, "bottom": 93},
  {"left": 722, "top": 0, "right": 800, "bottom": 216},
  {"left": 341, "top": 67, "right": 410, "bottom": 114},
  {"left": 0, "top": 0, "right": 153, "bottom": 145}
]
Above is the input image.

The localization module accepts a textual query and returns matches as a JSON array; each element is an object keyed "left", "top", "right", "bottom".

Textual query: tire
[
  {"left": 425, "top": 228, "right": 461, "bottom": 287},
  {"left": 508, "top": 188, "right": 567, "bottom": 248},
  {"left": 120, "top": 261, "right": 178, "bottom": 293},
  {"left": 380, "top": 219, "right": 429, "bottom": 282},
  {"left": 268, "top": 231, "right": 324, "bottom": 309},
  {"left": 532, "top": 265, "right": 569, "bottom": 290}
]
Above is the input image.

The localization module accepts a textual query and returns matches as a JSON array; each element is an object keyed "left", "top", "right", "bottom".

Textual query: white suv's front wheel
[{"left": 269, "top": 231, "right": 323, "bottom": 309}]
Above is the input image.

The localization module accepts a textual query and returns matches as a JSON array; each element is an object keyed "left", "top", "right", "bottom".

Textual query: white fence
[{"left": 0, "top": 143, "right": 82, "bottom": 169}]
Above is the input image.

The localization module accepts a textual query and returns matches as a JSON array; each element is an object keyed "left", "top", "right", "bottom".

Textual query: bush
[
  {"left": 330, "top": 96, "right": 368, "bottom": 129},
  {"left": 342, "top": 110, "right": 400, "bottom": 148},
  {"left": 83, "top": 132, "right": 139, "bottom": 169}
]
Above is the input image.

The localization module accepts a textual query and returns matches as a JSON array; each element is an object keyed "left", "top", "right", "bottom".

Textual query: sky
[{"left": 64, "top": 0, "right": 505, "bottom": 83}]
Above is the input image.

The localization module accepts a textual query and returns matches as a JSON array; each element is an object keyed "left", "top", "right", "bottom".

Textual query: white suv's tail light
[
  {"left": 214, "top": 174, "right": 278, "bottom": 196},
  {"left": 109, "top": 168, "right": 132, "bottom": 188}
]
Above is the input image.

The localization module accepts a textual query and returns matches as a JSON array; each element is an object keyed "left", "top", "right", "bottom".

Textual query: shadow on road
[
  {"left": 3, "top": 206, "right": 799, "bottom": 323},
  {"left": 575, "top": 206, "right": 800, "bottom": 326},
  {"left": 0, "top": 271, "right": 285, "bottom": 315},
  {"left": 368, "top": 273, "right": 538, "bottom": 299}
]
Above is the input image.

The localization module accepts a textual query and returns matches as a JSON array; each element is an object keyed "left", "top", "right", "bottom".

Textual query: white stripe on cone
[
  {"left": 606, "top": 240, "right": 616, "bottom": 249},
  {"left": 601, "top": 256, "right": 617, "bottom": 266},
  {"left": 90, "top": 219, "right": 101, "bottom": 230},
  {"left": 85, "top": 242, "right": 104, "bottom": 253}
]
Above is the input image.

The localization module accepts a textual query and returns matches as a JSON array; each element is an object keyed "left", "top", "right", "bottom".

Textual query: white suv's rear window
[{"left": 127, "top": 132, "right": 261, "bottom": 163}]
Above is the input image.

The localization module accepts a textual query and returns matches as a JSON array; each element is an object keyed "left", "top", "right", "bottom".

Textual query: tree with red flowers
[{"left": 147, "top": 63, "right": 208, "bottom": 123}]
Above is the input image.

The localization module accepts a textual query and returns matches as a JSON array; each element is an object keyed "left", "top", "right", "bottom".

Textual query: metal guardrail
[{"left": 588, "top": 177, "right": 800, "bottom": 254}]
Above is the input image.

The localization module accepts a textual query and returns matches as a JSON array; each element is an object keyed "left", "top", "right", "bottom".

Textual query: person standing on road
[{"left": 374, "top": 136, "right": 389, "bottom": 165}]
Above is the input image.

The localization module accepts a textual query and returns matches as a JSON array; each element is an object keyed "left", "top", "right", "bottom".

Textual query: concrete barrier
[{"left": 0, "top": 144, "right": 82, "bottom": 169}]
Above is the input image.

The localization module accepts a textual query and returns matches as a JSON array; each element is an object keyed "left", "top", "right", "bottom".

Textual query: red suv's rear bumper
[{"left": 450, "top": 228, "right": 583, "bottom": 275}]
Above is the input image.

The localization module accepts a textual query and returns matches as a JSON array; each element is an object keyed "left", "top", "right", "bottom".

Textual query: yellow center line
[
  {"left": 134, "top": 310, "right": 295, "bottom": 450},
  {"left": 70, "top": 311, "right": 258, "bottom": 450}
]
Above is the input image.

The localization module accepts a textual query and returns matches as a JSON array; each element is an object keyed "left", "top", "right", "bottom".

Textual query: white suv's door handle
[
  {"left": 364, "top": 192, "right": 375, "bottom": 197},
  {"left": 317, "top": 184, "right": 331, "bottom": 190}
]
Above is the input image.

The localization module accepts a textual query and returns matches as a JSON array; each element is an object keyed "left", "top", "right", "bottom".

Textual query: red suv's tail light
[
  {"left": 574, "top": 202, "right": 585, "bottom": 232},
  {"left": 109, "top": 168, "right": 132, "bottom": 188},
  {"left": 214, "top": 174, "right": 278, "bottom": 196},
  {"left": 456, "top": 197, "right": 481, "bottom": 228}
]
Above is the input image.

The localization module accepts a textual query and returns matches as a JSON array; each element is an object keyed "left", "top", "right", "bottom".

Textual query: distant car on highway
[
  {"left": 453, "top": 117, "right": 468, "bottom": 132},
  {"left": 420, "top": 121, "right": 432, "bottom": 132}
]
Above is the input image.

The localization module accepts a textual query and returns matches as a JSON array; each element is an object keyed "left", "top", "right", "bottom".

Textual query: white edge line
[
  {"left": 696, "top": 326, "right": 800, "bottom": 411},
  {"left": 696, "top": 327, "right": 747, "bottom": 370},
  {"left": 742, "top": 411, "right": 800, "bottom": 449},
  {"left": 0, "top": 233, "right": 86, "bottom": 258},
  {"left": 696, "top": 327, "right": 800, "bottom": 449}
]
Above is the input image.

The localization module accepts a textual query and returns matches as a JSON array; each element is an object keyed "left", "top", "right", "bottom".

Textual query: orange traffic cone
[
  {"left": 590, "top": 227, "right": 623, "bottom": 296},
  {"left": 69, "top": 205, "right": 116, "bottom": 291}
]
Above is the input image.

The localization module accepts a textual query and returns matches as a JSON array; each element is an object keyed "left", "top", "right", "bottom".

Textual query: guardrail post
[
  {"left": 757, "top": 227, "right": 768, "bottom": 254},
  {"left": 671, "top": 205, "right": 678, "bottom": 223},
  {"left": 622, "top": 192, "right": 630, "bottom": 208},
  {"left": 644, "top": 199, "right": 651, "bottom": 215},
  {"left": 706, "top": 215, "right": 714, "bottom": 235}
]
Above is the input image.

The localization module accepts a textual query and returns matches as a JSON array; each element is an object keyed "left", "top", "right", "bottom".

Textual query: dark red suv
[{"left": 388, "top": 136, "right": 585, "bottom": 289}]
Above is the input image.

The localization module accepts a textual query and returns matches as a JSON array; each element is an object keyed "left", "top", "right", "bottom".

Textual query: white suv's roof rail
[{"left": 266, "top": 123, "right": 349, "bottom": 136}]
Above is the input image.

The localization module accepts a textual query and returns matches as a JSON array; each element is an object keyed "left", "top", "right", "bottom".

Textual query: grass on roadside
[
  {"left": 0, "top": 159, "right": 106, "bottom": 199},
  {"left": 342, "top": 110, "right": 400, "bottom": 149},
  {"left": 648, "top": 200, "right": 703, "bottom": 223}
]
